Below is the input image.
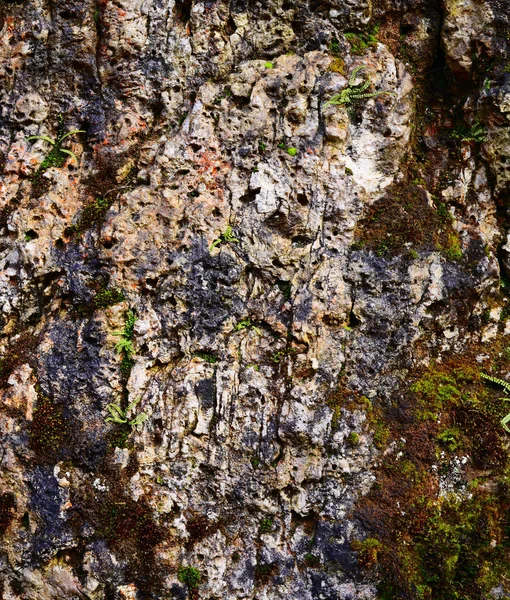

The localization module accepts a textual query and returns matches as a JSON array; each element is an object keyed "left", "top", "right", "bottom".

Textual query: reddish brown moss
[
  {"left": 69, "top": 466, "right": 169, "bottom": 595},
  {"left": 353, "top": 183, "right": 458, "bottom": 258},
  {"left": 355, "top": 354, "right": 510, "bottom": 599},
  {"left": 0, "top": 493, "right": 16, "bottom": 535},
  {"left": 0, "top": 333, "right": 39, "bottom": 388},
  {"left": 28, "top": 390, "right": 70, "bottom": 464}
]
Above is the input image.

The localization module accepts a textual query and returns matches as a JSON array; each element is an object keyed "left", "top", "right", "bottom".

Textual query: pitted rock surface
[{"left": 0, "top": 1, "right": 509, "bottom": 599}]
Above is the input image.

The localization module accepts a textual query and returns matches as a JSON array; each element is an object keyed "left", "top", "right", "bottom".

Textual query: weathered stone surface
[{"left": 0, "top": 0, "right": 509, "bottom": 599}]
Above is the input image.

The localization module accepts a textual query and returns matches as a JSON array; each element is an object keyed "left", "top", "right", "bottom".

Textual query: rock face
[{"left": 0, "top": 1, "right": 509, "bottom": 599}]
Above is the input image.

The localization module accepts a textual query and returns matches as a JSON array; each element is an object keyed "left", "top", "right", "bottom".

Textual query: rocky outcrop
[{"left": 0, "top": 1, "right": 509, "bottom": 599}]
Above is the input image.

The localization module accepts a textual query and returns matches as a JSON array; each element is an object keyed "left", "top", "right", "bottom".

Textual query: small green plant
[
  {"left": 114, "top": 310, "right": 137, "bottom": 357},
  {"left": 324, "top": 66, "right": 394, "bottom": 112},
  {"left": 209, "top": 225, "right": 239, "bottom": 251},
  {"left": 105, "top": 396, "right": 148, "bottom": 427},
  {"left": 452, "top": 121, "right": 487, "bottom": 143},
  {"left": 287, "top": 147, "right": 298, "bottom": 156},
  {"left": 258, "top": 139, "right": 267, "bottom": 152},
  {"left": 259, "top": 517, "right": 274, "bottom": 533},
  {"left": 93, "top": 287, "right": 125, "bottom": 309},
  {"left": 277, "top": 141, "right": 286, "bottom": 149},
  {"left": 436, "top": 427, "right": 461, "bottom": 451},
  {"left": 329, "top": 37, "right": 341, "bottom": 55},
  {"left": 264, "top": 61, "right": 274, "bottom": 69},
  {"left": 194, "top": 351, "right": 218, "bottom": 364},
  {"left": 348, "top": 431, "right": 360, "bottom": 446},
  {"left": 27, "top": 116, "right": 84, "bottom": 178},
  {"left": 344, "top": 25, "right": 380, "bottom": 55},
  {"left": 234, "top": 319, "right": 261, "bottom": 335},
  {"left": 178, "top": 565, "right": 201, "bottom": 589},
  {"left": 480, "top": 373, "right": 510, "bottom": 432}
]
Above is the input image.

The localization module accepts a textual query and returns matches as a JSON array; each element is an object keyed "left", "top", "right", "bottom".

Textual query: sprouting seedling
[
  {"left": 27, "top": 116, "right": 85, "bottom": 168},
  {"left": 234, "top": 319, "right": 261, "bottom": 335},
  {"left": 105, "top": 396, "right": 148, "bottom": 427},
  {"left": 480, "top": 372, "right": 510, "bottom": 433},
  {"left": 324, "top": 66, "right": 394, "bottom": 110},
  {"left": 209, "top": 225, "right": 239, "bottom": 251}
]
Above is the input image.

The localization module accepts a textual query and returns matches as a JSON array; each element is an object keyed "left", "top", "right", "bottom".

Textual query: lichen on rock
[{"left": 0, "top": 0, "right": 509, "bottom": 599}]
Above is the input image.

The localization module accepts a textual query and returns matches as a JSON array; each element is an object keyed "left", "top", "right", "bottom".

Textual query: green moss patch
[{"left": 355, "top": 356, "right": 510, "bottom": 599}]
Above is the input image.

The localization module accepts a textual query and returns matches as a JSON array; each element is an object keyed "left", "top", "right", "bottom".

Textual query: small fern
[
  {"left": 324, "top": 66, "right": 394, "bottom": 111},
  {"left": 209, "top": 225, "right": 239, "bottom": 251},
  {"left": 114, "top": 309, "right": 137, "bottom": 380},
  {"left": 114, "top": 337, "right": 134, "bottom": 357},
  {"left": 105, "top": 396, "right": 148, "bottom": 427},
  {"left": 452, "top": 121, "right": 487, "bottom": 143},
  {"left": 480, "top": 372, "right": 510, "bottom": 433}
]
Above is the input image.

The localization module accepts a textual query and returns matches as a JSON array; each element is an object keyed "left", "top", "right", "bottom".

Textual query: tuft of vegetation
[
  {"left": 209, "top": 225, "right": 239, "bottom": 251},
  {"left": 353, "top": 181, "right": 463, "bottom": 260},
  {"left": 194, "top": 351, "right": 218, "bottom": 364},
  {"left": 324, "top": 66, "right": 394, "bottom": 112},
  {"left": 114, "top": 309, "right": 137, "bottom": 379},
  {"left": 344, "top": 24, "right": 380, "bottom": 55},
  {"left": 348, "top": 431, "right": 360, "bottom": 446},
  {"left": 356, "top": 357, "right": 510, "bottom": 600},
  {"left": 329, "top": 57, "right": 346, "bottom": 74},
  {"left": 27, "top": 116, "right": 84, "bottom": 181},
  {"left": 259, "top": 517, "right": 274, "bottom": 533},
  {"left": 178, "top": 565, "right": 201, "bottom": 589},
  {"left": 234, "top": 319, "right": 261, "bottom": 335},
  {"left": 105, "top": 396, "right": 148, "bottom": 428},
  {"left": 452, "top": 121, "right": 487, "bottom": 143},
  {"left": 480, "top": 373, "right": 510, "bottom": 432},
  {"left": 351, "top": 537, "right": 382, "bottom": 568},
  {"left": 264, "top": 61, "right": 274, "bottom": 69},
  {"left": 287, "top": 147, "right": 298, "bottom": 156},
  {"left": 29, "top": 390, "right": 69, "bottom": 463},
  {"left": 68, "top": 197, "right": 116, "bottom": 237},
  {"left": 93, "top": 287, "right": 125, "bottom": 309}
]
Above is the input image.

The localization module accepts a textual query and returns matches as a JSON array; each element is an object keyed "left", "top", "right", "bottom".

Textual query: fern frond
[
  {"left": 324, "top": 67, "right": 395, "bottom": 110},
  {"left": 130, "top": 413, "right": 149, "bottom": 427},
  {"left": 356, "top": 79, "right": 371, "bottom": 94},
  {"left": 501, "top": 412, "right": 510, "bottom": 433},
  {"left": 105, "top": 403, "right": 128, "bottom": 424},
  {"left": 114, "top": 338, "right": 134, "bottom": 356},
  {"left": 480, "top": 372, "right": 510, "bottom": 394},
  {"left": 126, "top": 396, "right": 141, "bottom": 414},
  {"left": 348, "top": 66, "right": 365, "bottom": 86}
]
